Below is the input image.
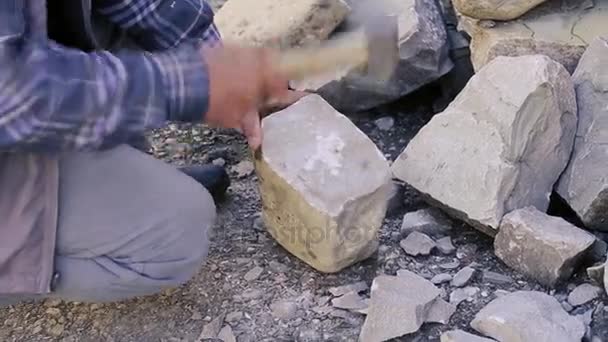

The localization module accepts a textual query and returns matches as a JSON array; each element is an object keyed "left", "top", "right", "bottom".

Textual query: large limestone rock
[
  {"left": 254, "top": 95, "right": 393, "bottom": 273},
  {"left": 556, "top": 37, "right": 608, "bottom": 231},
  {"left": 495, "top": 207, "right": 596, "bottom": 287},
  {"left": 391, "top": 55, "right": 577, "bottom": 234},
  {"left": 215, "top": 0, "right": 350, "bottom": 48},
  {"left": 292, "top": 0, "right": 453, "bottom": 112},
  {"left": 459, "top": 0, "right": 608, "bottom": 73},
  {"left": 471, "top": 291, "right": 586, "bottom": 342},
  {"left": 453, "top": 0, "right": 548, "bottom": 21}
]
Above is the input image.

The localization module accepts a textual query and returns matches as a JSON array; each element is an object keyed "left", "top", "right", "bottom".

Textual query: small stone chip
[
  {"left": 482, "top": 271, "right": 513, "bottom": 285},
  {"left": 217, "top": 325, "right": 237, "bottom": 342},
  {"left": 425, "top": 298, "right": 456, "bottom": 324},
  {"left": 331, "top": 292, "right": 368, "bottom": 311},
  {"left": 449, "top": 287, "right": 480, "bottom": 306},
  {"left": 436, "top": 237, "right": 456, "bottom": 254},
  {"left": 568, "top": 283, "right": 603, "bottom": 307},
  {"left": 451, "top": 267, "right": 476, "bottom": 287},
  {"left": 243, "top": 266, "right": 264, "bottom": 281},
  {"left": 400, "top": 231, "right": 436, "bottom": 256},
  {"left": 431, "top": 273, "right": 453, "bottom": 285},
  {"left": 270, "top": 300, "right": 299, "bottom": 320},
  {"left": 329, "top": 281, "right": 368, "bottom": 297}
]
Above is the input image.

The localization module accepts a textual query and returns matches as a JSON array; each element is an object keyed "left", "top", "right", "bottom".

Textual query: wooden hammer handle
[{"left": 275, "top": 33, "right": 369, "bottom": 81}]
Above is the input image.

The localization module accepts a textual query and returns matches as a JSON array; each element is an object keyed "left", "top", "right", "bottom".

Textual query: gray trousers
[{"left": 3, "top": 145, "right": 216, "bottom": 305}]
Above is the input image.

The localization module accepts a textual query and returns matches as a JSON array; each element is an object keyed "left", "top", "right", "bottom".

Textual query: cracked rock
[
  {"left": 400, "top": 208, "right": 452, "bottom": 237},
  {"left": 292, "top": 0, "right": 452, "bottom": 112},
  {"left": 359, "top": 271, "right": 441, "bottom": 341},
  {"left": 568, "top": 283, "right": 602, "bottom": 307},
  {"left": 400, "top": 231, "right": 436, "bottom": 256},
  {"left": 471, "top": 291, "right": 586, "bottom": 342},
  {"left": 392, "top": 55, "right": 576, "bottom": 234},
  {"left": 436, "top": 237, "right": 456, "bottom": 255},
  {"left": 453, "top": 0, "right": 548, "bottom": 20},
  {"left": 451, "top": 267, "right": 476, "bottom": 287},
  {"left": 441, "top": 330, "right": 496, "bottom": 342},
  {"left": 255, "top": 95, "right": 393, "bottom": 273},
  {"left": 459, "top": 1, "right": 608, "bottom": 73},
  {"left": 556, "top": 37, "right": 608, "bottom": 231},
  {"left": 215, "top": 0, "right": 350, "bottom": 49},
  {"left": 495, "top": 207, "right": 596, "bottom": 287}
]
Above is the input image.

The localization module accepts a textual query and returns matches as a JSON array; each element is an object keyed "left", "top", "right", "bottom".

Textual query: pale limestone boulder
[
  {"left": 292, "top": 0, "right": 452, "bottom": 112},
  {"left": 453, "top": 0, "right": 548, "bottom": 21},
  {"left": 459, "top": 0, "right": 608, "bottom": 73},
  {"left": 215, "top": 0, "right": 350, "bottom": 48},
  {"left": 471, "top": 291, "right": 586, "bottom": 342},
  {"left": 391, "top": 55, "right": 576, "bottom": 234},
  {"left": 254, "top": 95, "right": 393, "bottom": 273},
  {"left": 495, "top": 207, "right": 596, "bottom": 287},
  {"left": 556, "top": 37, "right": 608, "bottom": 231}
]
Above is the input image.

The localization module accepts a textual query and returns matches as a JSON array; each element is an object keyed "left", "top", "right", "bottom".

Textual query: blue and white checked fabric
[{"left": 0, "top": 0, "right": 221, "bottom": 153}]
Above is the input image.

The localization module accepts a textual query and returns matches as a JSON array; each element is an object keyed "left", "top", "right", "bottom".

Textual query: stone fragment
[
  {"left": 292, "top": 0, "right": 452, "bottom": 112},
  {"left": 482, "top": 270, "right": 513, "bottom": 285},
  {"left": 495, "top": 207, "right": 596, "bottom": 287},
  {"left": 215, "top": 0, "right": 350, "bottom": 49},
  {"left": 255, "top": 95, "right": 393, "bottom": 273},
  {"left": 331, "top": 292, "right": 368, "bottom": 310},
  {"left": 459, "top": 1, "right": 608, "bottom": 73},
  {"left": 471, "top": 291, "right": 586, "bottom": 342},
  {"left": 400, "top": 208, "right": 452, "bottom": 237},
  {"left": 431, "top": 273, "right": 452, "bottom": 285},
  {"left": 359, "top": 272, "right": 441, "bottom": 341},
  {"left": 587, "top": 263, "right": 605, "bottom": 287},
  {"left": 425, "top": 298, "right": 456, "bottom": 324},
  {"left": 374, "top": 117, "right": 394, "bottom": 131},
  {"left": 568, "top": 284, "right": 602, "bottom": 307},
  {"left": 441, "top": 330, "right": 496, "bottom": 342},
  {"left": 243, "top": 266, "right": 264, "bottom": 281},
  {"left": 450, "top": 287, "right": 480, "bottom": 306},
  {"left": 329, "top": 281, "right": 368, "bottom": 297},
  {"left": 556, "top": 37, "right": 608, "bottom": 230},
  {"left": 440, "top": 260, "right": 461, "bottom": 270},
  {"left": 225, "top": 311, "right": 243, "bottom": 323},
  {"left": 270, "top": 300, "right": 299, "bottom": 320},
  {"left": 198, "top": 315, "right": 225, "bottom": 340},
  {"left": 451, "top": 267, "right": 476, "bottom": 287},
  {"left": 392, "top": 55, "right": 576, "bottom": 234},
  {"left": 400, "top": 231, "right": 436, "bottom": 256},
  {"left": 453, "top": 0, "right": 548, "bottom": 21},
  {"left": 217, "top": 325, "right": 236, "bottom": 342},
  {"left": 436, "top": 237, "right": 456, "bottom": 255}
]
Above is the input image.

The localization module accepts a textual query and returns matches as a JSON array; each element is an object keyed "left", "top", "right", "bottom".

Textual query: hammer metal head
[{"left": 364, "top": 14, "right": 399, "bottom": 83}]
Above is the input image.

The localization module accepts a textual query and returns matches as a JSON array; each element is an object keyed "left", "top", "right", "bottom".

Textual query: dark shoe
[{"left": 179, "top": 164, "right": 230, "bottom": 202}]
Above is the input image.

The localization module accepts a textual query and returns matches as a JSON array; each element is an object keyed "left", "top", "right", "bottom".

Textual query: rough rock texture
[
  {"left": 359, "top": 272, "right": 441, "bottom": 342},
  {"left": 453, "top": 0, "right": 548, "bottom": 20},
  {"left": 458, "top": 0, "right": 608, "bottom": 73},
  {"left": 392, "top": 55, "right": 577, "bottom": 234},
  {"left": 215, "top": 0, "right": 350, "bottom": 48},
  {"left": 495, "top": 207, "right": 596, "bottom": 287},
  {"left": 556, "top": 37, "right": 608, "bottom": 231},
  {"left": 441, "top": 329, "right": 496, "bottom": 342},
  {"left": 292, "top": 0, "right": 453, "bottom": 112},
  {"left": 471, "top": 291, "right": 586, "bottom": 342},
  {"left": 400, "top": 231, "right": 436, "bottom": 256},
  {"left": 255, "top": 95, "right": 393, "bottom": 273}
]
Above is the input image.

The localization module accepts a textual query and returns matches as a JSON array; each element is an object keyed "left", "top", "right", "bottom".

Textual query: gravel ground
[
  {"left": 1, "top": 82, "right": 607, "bottom": 341},
  {"left": 1, "top": 1, "right": 607, "bottom": 341}
]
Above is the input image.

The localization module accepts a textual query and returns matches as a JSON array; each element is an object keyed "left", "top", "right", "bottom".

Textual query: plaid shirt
[{"left": 0, "top": 0, "right": 221, "bottom": 153}]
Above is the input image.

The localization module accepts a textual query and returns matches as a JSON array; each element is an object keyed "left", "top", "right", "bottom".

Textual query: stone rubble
[
  {"left": 453, "top": 0, "right": 548, "bottom": 21},
  {"left": 431, "top": 273, "right": 452, "bottom": 285},
  {"left": 449, "top": 287, "right": 480, "bottom": 306},
  {"left": 556, "top": 37, "right": 608, "bottom": 231},
  {"left": 495, "top": 207, "right": 596, "bottom": 287},
  {"left": 471, "top": 291, "right": 586, "bottom": 342},
  {"left": 359, "top": 271, "right": 441, "bottom": 342},
  {"left": 568, "top": 283, "right": 603, "bottom": 307},
  {"left": 392, "top": 55, "right": 577, "bottom": 234},
  {"left": 458, "top": 1, "right": 608, "bottom": 73},
  {"left": 255, "top": 94, "right": 393, "bottom": 273},
  {"left": 215, "top": 0, "right": 350, "bottom": 49},
  {"left": 441, "top": 329, "right": 496, "bottom": 342},
  {"left": 400, "top": 231, "right": 436, "bottom": 256},
  {"left": 400, "top": 208, "right": 452, "bottom": 238},
  {"left": 292, "top": 0, "right": 453, "bottom": 112},
  {"left": 451, "top": 267, "right": 476, "bottom": 288}
]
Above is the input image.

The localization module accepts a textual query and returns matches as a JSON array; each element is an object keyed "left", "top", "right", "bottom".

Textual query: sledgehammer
[{"left": 275, "top": 14, "right": 399, "bottom": 83}]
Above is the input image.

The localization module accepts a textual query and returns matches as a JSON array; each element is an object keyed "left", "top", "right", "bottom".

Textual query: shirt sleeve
[{"left": 0, "top": 2, "right": 211, "bottom": 153}]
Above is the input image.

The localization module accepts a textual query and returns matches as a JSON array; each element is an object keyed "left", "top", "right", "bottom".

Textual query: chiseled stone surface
[
  {"left": 255, "top": 94, "right": 393, "bottom": 273},
  {"left": 392, "top": 55, "right": 576, "bottom": 233},
  {"left": 215, "top": 0, "right": 350, "bottom": 48},
  {"left": 459, "top": 0, "right": 608, "bottom": 73},
  {"left": 495, "top": 207, "right": 596, "bottom": 287},
  {"left": 556, "top": 37, "right": 608, "bottom": 231}
]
